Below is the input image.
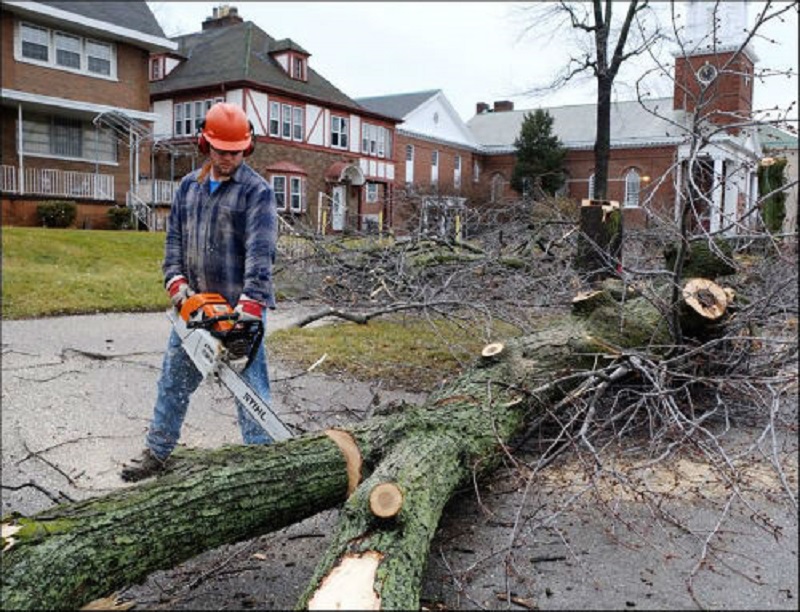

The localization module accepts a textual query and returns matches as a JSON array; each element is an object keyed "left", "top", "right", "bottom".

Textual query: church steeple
[{"left": 673, "top": 0, "right": 756, "bottom": 131}]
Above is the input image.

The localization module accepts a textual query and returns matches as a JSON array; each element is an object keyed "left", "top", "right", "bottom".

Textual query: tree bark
[{"left": 1, "top": 279, "right": 732, "bottom": 611}]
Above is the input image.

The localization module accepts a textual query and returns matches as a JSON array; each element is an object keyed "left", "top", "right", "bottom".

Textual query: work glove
[
  {"left": 234, "top": 294, "right": 264, "bottom": 323},
  {"left": 166, "top": 275, "right": 194, "bottom": 309}
]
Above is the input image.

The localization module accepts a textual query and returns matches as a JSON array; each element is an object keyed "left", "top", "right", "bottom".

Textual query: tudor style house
[
  {"left": 0, "top": 0, "right": 176, "bottom": 228},
  {"left": 465, "top": 0, "right": 766, "bottom": 236},
  {"left": 146, "top": 5, "right": 400, "bottom": 234}
]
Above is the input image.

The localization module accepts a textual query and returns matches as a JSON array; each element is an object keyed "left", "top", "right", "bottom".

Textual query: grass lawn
[{"left": 2, "top": 227, "right": 167, "bottom": 319}]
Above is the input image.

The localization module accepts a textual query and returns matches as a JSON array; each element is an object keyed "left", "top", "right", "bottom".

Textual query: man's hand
[
  {"left": 234, "top": 294, "right": 263, "bottom": 323},
  {"left": 166, "top": 275, "right": 194, "bottom": 309}
]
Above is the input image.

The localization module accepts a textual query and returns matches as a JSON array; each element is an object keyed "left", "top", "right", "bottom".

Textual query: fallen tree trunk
[{"left": 1, "top": 278, "right": 732, "bottom": 610}]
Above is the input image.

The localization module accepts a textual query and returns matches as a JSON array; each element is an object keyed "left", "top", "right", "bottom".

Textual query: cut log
[
  {"left": 369, "top": 482, "right": 404, "bottom": 518},
  {"left": 1, "top": 280, "right": 736, "bottom": 610}
]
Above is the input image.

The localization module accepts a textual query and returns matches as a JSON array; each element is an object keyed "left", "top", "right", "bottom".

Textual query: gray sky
[{"left": 147, "top": 1, "right": 799, "bottom": 127}]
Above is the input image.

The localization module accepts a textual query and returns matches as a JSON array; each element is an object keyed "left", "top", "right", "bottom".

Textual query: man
[{"left": 121, "top": 102, "right": 278, "bottom": 482}]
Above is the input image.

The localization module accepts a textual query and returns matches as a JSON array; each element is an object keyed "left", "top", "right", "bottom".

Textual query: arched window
[
  {"left": 490, "top": 173, "right": 505, "bottom": 203},
  {"left": 588, "top": 173, "right": 595, "bottom": 200},
  {"left": 624, "top": 168, "right": 641, "bottom": 208}
]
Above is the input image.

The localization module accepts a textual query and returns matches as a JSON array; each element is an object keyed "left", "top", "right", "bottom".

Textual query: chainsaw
[{"left": 167, "top": 293, "right": 293, "bottom": 442}]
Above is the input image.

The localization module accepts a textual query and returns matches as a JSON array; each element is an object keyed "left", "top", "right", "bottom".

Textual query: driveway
[{"left": 2, "top": 306, "right": 797, "bottom": 610}]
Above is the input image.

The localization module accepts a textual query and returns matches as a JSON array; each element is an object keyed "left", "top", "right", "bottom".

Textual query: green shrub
[
  {"left": 107, "top": 206, "right": 134, "bottom": 230},
  {"left": 36, "top": 200, "right": 77, "bottom": 228}
]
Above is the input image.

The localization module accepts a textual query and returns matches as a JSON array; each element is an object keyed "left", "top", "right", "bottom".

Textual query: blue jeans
[{"left": 146, "top": 312, "right": 273, "bottom": 460}]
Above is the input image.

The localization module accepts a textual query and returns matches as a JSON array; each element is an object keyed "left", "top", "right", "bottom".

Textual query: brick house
[
  {"left": 355, "top": 89, "right": 483, "bottom": 235},
  {"left": 466, "top": 1, "right": 765, "bottom": 236},
  {"left": 147, "top": 5, "right": 400, "bottom": 234},
  {"left": 1, "top": 0, "right": 176, "bottom": 228}
]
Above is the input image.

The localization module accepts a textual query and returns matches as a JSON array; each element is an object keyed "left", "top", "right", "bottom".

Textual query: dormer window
[
  {"left": 269, "top": 39, "right": 311, "bottom": 83},
  {"left": 292, "top": 55, "right": 305, "bottom": 80}
]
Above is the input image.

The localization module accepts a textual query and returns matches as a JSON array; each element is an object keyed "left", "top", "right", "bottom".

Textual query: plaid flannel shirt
[{"left": 162, "top": 162, "right": 277, "bottom": 308}]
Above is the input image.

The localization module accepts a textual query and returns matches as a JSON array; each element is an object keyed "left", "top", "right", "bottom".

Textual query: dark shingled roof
[
  {"left": 356, "top": 90, "right": 440, "bottom": 120},
  {"left": 150, "top": 21, "right": 363, "bottom": 113},
  {"left": 36, "top": 1, "right": 167, "bottom": 38}
]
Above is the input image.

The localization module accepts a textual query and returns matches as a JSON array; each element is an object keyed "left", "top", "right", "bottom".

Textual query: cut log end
[
  {"left": 682, "top": 278, "right": 729, "bottom": 320},
  {"left": 324, "top": 429, "right": 362, "bottom": 497},
  {"left": 369, "top": 482, "right": 404, "bottom": 519},
  {"left": 481, "top": 342, "right": 505, "bottom": 359},
  {"left": 308, "top": 551, "right": 383, "bottom": 610}
]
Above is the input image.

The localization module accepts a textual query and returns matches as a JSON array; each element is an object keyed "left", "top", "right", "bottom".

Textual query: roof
[
  {"left": 467, "top": 97, "right": 689, "bottom": 152},
  {"left": 150, "top": 21, "right": 380, "bottom": 116},
  {"left": 356, "top": 90, "right": 440, "bottom": 120},
  {"left": 757, "top": 124, "right": 799, "bottom": 151},
  {"left": 264, "top": 161, "right": 307, "bottom": 175},
  {"left": 271, "top": 39, "right": 310, "bottom": 55},
  {"left": 36, "top": 0, "right": 167, "bottom": 38},
  {"left": 3, "top": 0, "right": 174, "bottom": 51}
]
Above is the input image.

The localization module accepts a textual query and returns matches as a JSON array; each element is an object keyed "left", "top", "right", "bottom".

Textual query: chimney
[
  {"left": 493, "top": 100, "right": 514, "bottom": 112},
  {"left": 476, "top": 102, "right": 490, "bottom": 114},
  {"left": 203, "top": 4, "right": 243, "bottom": 30}
]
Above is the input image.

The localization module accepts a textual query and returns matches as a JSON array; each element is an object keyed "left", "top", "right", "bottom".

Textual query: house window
[
  {"left": 473, "top": 160, "right": 480, "bottom": 183},
  {"left": 20, "top": 24, "right": 49, "bottom": 61},
  {"left": 366, "top": 182, "right": 379, "bottom": 203},
  {"left": 17, "top": 22, "right": 116, "bottom": 79},
  {"left": 193, "top": 101, "right": 204, "bottom": 134},
  {"left": 51, "top": 117, "right": 82, "bottom": 157},
  {"left": 624, "top": 169, "right": 641, "bottom": 208},
  {"left": 290, "top": 176, "right": 304, "bottom": 212},
  {"left": 490, "top": 174, "right": 504, "bottom": 203},
  {"left": 281, "top": 104, "right": 291, "bottom": 139},
  {"left": 174, "top": 104, "right": 183, "bottom": 136},
  {"left": 405, "top": 145, "right": 414, "bottom": 184},
  {"left": 86, "top": 40, "right": 112, "bottom": 75},
  {"left": 150, "top": 57, "right": 161, "bottom": 80},
  {"left": 362, "top": 124, "right": 390, "bottom": 157},
  {"left": 272, "top": 176, "right": 287, "bottom": 211},
  {"left": 269, "top": 101, "right": 280, "bottom": 137},
  {"left": 292, "top": 56, "right": 305, "bottom": 80},
  {"left": 588, "top": 173, "right": 595, "bottom": 200},
  {"left": 22, "top": 112, "right": 116, "bottom": 163},
  {"left": 292, "top": 107, "right": 303, "bottom": 141},
  {"left": 454, "top": 155, "right": 462, "bottom": 189},
  {"left": 331, "top": 116, "right": 348, "bottom": 149},
  {"left": 175, "top": 98, "right": 226, "bottom": 137},
  {"left": 431, "top": 150, "right": 439, "bottom": 184},
  {"left": 55, "top": 32, "right": 81, "bottom": 69}
]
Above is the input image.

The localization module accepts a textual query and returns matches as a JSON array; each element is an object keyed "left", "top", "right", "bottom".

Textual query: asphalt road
[{"left": 2, "top": 307, "right": 797, "bottom": 610}]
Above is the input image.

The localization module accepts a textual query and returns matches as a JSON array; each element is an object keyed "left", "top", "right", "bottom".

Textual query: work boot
[{"left": 120, "top": 449, "right": 168, "bottom": 482}]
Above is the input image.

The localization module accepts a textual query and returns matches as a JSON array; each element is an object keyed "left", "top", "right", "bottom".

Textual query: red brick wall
[
  {"left": 472, "top": 144, "right": 679, "bottom": 228},
  {"left": 673, "top": 51, "right": 754, "bottom": 129},
  {"left": 1, "top": 13, "right": 151, "bottom": 110},
  {"left": 394, "top": 133, "right": 476, "bottom": 196}
]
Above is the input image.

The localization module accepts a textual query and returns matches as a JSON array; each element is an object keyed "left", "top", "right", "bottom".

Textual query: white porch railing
[
  {"left": 136, "top": 179, "right": 180, "bottom": 205},
  {"left": 0, "top": 165, "right": 114, "bottom": 201}
]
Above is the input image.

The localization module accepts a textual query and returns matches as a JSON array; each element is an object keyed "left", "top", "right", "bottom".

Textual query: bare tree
[{"left": 518, "top": 1, "right": 663, "bottom": 201}]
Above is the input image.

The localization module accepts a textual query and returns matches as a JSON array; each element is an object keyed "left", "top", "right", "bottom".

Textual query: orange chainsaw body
[{"left": 179, "top": 293, "right": 236, "bottom": 334}]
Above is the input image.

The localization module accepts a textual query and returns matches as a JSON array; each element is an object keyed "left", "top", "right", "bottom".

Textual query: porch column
[
  {"left": 674, "top": 159, "right": 684, "bottom": 225},
  {"left": 17, "top": 104, "right": 25, "bottom": 194},
  {"left": 709, "top": 157, "right": 724, "bottom": 233}
]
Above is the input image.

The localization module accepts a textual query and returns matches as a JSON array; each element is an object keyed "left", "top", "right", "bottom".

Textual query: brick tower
[{"left": 673, "top": 0, "right": 756, "bottom": 130}]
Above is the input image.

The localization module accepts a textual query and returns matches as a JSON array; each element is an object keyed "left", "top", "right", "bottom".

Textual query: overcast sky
[{"left": 147, "top": 1, "right": 799, "bottom": 126}]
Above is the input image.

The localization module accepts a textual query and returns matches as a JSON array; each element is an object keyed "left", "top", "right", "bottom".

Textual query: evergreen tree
[
  {"left": 511, "top": 109, "right": 566, "bottom": 196},
  {"left": 758, "top": 157, "right": 787, "bottom": 234}
]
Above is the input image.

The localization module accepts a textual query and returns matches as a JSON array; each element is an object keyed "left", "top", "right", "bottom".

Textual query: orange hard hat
[{"left": 201, "top": 103, "right": 252, "bottom": 151}]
